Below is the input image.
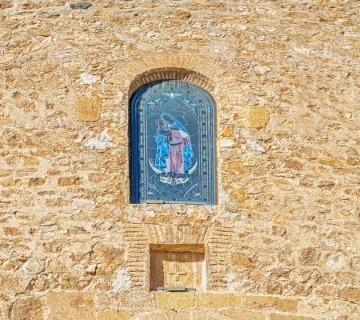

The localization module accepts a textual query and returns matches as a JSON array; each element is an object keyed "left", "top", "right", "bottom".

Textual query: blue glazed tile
[{"left": 131, "top": 81, "right": 215, "bottom": 205}]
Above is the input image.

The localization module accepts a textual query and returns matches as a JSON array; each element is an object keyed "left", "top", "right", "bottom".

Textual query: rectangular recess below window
[{"left": 150, "top": 244, "right": 206, "bottom": 291}]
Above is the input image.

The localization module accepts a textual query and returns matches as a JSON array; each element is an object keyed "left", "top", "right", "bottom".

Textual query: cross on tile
[{"left": 168, "top": 269, "right": 188, "bottom": 282}]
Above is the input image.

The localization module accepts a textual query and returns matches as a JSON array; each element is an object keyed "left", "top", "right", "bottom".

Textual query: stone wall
[{"left": 1, "top": 0, "right": 359, "bottom": 319}]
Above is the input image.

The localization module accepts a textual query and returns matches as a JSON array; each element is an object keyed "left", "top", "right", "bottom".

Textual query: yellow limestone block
[
  {"left": 47, "top": 292, "right": 95, "bottom": 320},
  {"left": 155, "top": 292, "right": 195, "bottom": 310},
  {"left": 97, "top": 311, "right": 132, "bottom": 320},
  {"left": 74, "top": 95, "right": 101, "bottom": 121},
  {"left": 247, "top": 106, "right": 270, "bottom": 128}
]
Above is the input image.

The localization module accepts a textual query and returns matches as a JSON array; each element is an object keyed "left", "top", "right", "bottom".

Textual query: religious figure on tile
[{"left": 150, "top": 113, "right": 196, "bottom": 184}]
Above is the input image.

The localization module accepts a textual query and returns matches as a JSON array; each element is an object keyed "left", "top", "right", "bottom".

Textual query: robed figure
[{"left": 154, "top": 113, "right": 194, "bottom": 178}]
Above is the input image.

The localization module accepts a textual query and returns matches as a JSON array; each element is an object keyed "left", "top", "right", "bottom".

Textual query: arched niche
[{"left": 130, "top": 79, "right": 216, "bottom": 205}]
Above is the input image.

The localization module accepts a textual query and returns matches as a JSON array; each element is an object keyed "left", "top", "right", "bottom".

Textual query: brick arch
[
  {"left": 115, "top": 51, "right": 240, "bottom": 115},
  {"left": 128, "top": 67, "right": 216, "bottom": 99}
]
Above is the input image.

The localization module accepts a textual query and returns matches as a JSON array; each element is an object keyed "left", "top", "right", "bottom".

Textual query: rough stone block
[
  {"left": 155, "top": 292, "right": 194, "bottom": 310},
  {"left": 340, "top": 288, "right": 360, "bottom": 303},
  {"left": 0, "top": 170, "right": 11, "bottom": 177},
  {"left": 222, "top": 159, "right": 246, "bottom": 175},
  {"left": 221, "top": 310, "right": 267, "bottom": 320},
  {"left": 23, "top": 156, "right": 40, "bottom": 167},
  {"left": 231, "top": 253, "right": 254, "bottom": 268},
  {"left": 195, "top": 293, "right": 238, "bottom": 308},
  {"left": 47, "top": 292, "right": 95, "bottom": 320},
  {"left": 190, "top": 312, "right": 225, "bottom": 320},
  {"left": 283, "top": 160, "right": 303, "bottom": 171},
  {"left": 0, "top": 0, "right": 13, "bottom": 9},
  {"left": 171, "top": 312, "right": 192, "bottom": 320},
  {"left": 3, "top": 227, "right": 21, "bottom": 236},
  {"left": 230, "top": 187, "right": 246, "bottom": 205},
  {"left": 270, "top": 314, "right": 315, "bottom": 320},
  {"left": 300, "top": 247, "right": 320, "bottom": 266},
  {"left": 0, "top": 272, "right": 32, "bottom": 294},
  {"left": 96, "top": 291, "right": 155, "bottom": 311},
  {"left": 247, "top": 106, "right": 269, "bottom": 128},
  {"left": 74, "top": 95, "right": 101, "bottom": 121},
  {"left": 241, "top": 295, "right": 298, "bottom": 312},
  {"left": 140, "top": 313, "right": 168, "bottom": 320},
  {"left": 220, "top": 126, "right": 234, "bottom": 137},
  {"left": 172, "top": 311, "right": 223, "bottom": 320},
  {"left": 28, "top": 177, "right": 46, "bottom": 186},
  {"left": 70, "top": 3, "right": 92, "bottom": 10},
  {"left": 319, "top": 159, "right": 337, "bottom": 165},
  {"left": 10, "top": 296, "right": 44, "bottom": 320},
  {"left": 58, "top": 176, "right": 81, "bottom": 186},
  {"left": 97, "top": 311, "right": 132, "bottom": 320}
]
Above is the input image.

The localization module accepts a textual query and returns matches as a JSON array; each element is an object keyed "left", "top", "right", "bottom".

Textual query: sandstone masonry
[{"left": 0, "top": 1, "right": 360, "bottom": 319}]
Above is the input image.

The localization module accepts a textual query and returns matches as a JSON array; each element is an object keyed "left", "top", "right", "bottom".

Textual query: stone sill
[
  {"left": 153, "top": 291, "right": 298, "bottom": 312},
  {"left": 12, "top": 291, "right": 323, "bottom": 320}
]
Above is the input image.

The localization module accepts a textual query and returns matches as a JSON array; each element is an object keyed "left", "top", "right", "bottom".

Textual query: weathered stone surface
[
  {"left": 195, "top": 293, "right": 238, "bottom": 308},
  {"left": 0, "top": 272, "right": 33, "bottom": 294},
  {"left": 220, "top": 126, "right": 234, "bottom": 137},
  {"left": 171, "top": 311, "right": 225, "bottom": 320},
  {"left": 1, "top": 1, "right": 359, "bottom": 318},
  {"left": 23, "top": 258, "right": 45, "bottom": 275},
  {"left": 0, "top": 0, "right": 13, "bottom": 9},
  {"left": 155, "top": 292, "right": 194, "bottom": 309},
  {"left": 10, "top": 297, "right": 44, "bottom": 320},
  {"left": 339, "top": 288, "right": 360, "bottom": 303},
  {"left": 221, "top": 310, "right": 267, "bottom": 320},
  {"left": 58, "top": 176, "right": 81, "bottom": 186},
  {"left": 241, "top": 295, "right": 298, "bottom": 312},
  {"left": 97, "top": 311, "right": 132, "bottom": 320},
  {"left": 70, "top": 3, "right": 92, "bottom": 10},
  {"left": 74, "top": 95, "right": 101, "bottom": 121},
  {"left": 47, "top": 292, "right": 95, "bottom": 320},
  {"left": 222, "top": 159, "right": 246, "bottom": 175},
  {"left": 28, "top": 177, "right": 46, "bottom": 186},
  {"left": 24, "top": 156, "right": 40, "bottom": 167},
  {"left": 231, "top": 253, "right": 254, "bottom": 268},
  {"left": 135, "top": 312, "right": 168, "bottom": 320},
  {"left": 299, "top": 248, "right": 320, "bottom": 266},
  {"left": 229, "top": 187, "right": 246, "bottom": 205},
  {"left": 270, "top": 315, "right": 314, "bottom": 320},
  {"left": 96, "top": 291, "right": 154, "bottom": 311},
  {"left": 3, "top": 227, "right": 21, "bottom": 236},
  {"left": 112, "top": 267, "right": 132, "bottom": 293},
  {"left": 246, "top": 106, "right": 269, "bottom": 128},
  {"left": 283, "top": 160, "right": 303, "bottom": 171}
]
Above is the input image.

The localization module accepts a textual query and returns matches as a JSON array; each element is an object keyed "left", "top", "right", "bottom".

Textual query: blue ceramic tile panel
[{"left": 131, "top": 80, "right": 215, "bottom": 204}]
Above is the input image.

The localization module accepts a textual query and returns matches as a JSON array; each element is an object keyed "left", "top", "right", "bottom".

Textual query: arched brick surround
[
  {"left": 128, "top": 67, "right": 215, "bottom": 99},
  {"left": 119, "top": 51, "right": 232, "bottom": 110}
]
